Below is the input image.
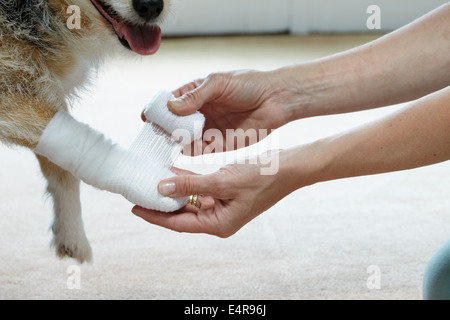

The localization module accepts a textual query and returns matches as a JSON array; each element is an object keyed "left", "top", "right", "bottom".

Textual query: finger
[
  {"left": 132, "top": 206, "right": 211, "bottom": 234},
  {"left": 184, "top": 194, "right": 215, "bottom": 210},
  {"left": 168, "top": 75, "right": 224, "bottom": 116},
  {"left": 168, "top": 168, "right": 217, "bottom": 208},
  {"left": 196, "top": 195, "right": 215, "bottom": 210},
  {"left": 169, "top": 166, "right": 197, "bottom": 176},
  {"left": 141, "top": 79, "right": 205, "bottom": 122},
  {"left": 158, "top": 173, "right": 223, "bottom": 199},
  {"left": 172, "top": 78, "right": 205, "bottom": 99}
]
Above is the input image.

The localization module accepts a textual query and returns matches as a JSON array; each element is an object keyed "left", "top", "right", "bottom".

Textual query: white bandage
[
  {"left": 34, "top": 91, "right": 205, "bottom": 212},
  {"left": 144, "top": 90, "right": 205, "bottom": 144},
  {"left": 34, "top": 111, "right": 186, "bottom": 211}
]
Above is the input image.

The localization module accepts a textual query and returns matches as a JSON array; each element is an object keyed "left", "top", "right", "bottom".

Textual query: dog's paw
[{"left": 51, "top": 232, "right": 93, "bottom": 264}]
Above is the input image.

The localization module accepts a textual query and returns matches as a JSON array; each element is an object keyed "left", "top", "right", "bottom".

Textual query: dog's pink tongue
[{"left": 117, "top": 23, "right": 162, "bottom": 56}]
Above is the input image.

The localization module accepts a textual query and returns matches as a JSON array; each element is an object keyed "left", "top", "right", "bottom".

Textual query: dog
[{"left": 0, "top": 0, "right": 170, "bottom": 263}]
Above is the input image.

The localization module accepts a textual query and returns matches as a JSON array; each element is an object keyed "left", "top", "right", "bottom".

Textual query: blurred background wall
[{"left": 161, "top": 0, "right": 448, "bottom": 36}]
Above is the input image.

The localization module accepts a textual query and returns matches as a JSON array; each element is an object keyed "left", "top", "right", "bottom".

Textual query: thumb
[
  {"left": 168, "top": 75, "right": 222, "bottom": 116},
  {"left": 158, "top": 173, "right": 223, "bottom": 199}
]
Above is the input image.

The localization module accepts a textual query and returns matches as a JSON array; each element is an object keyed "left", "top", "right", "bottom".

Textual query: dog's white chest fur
[{"left": 61, "top": 57, "right": 93, "bottom": 98}]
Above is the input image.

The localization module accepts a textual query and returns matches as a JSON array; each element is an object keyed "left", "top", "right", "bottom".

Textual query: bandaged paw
[{"left": 34, "top": 91, "right": 205, "bottom": 212}]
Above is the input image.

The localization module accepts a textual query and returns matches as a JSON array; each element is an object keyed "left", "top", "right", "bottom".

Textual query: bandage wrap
[
  {"left": 34, "top": 91, "right": 205, "bottom": 212},
  {"left": 143, "top": 90, "right": 205, "bottom": 144}
]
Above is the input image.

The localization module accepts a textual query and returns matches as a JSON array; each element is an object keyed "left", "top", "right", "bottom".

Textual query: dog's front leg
[
  {"left": 0, "top": 96, "right": 92, "bottom": 263},
  {"left": 36, "top": 155, "right": 93, "bottom": 263},
  {"left": 31, "top": 111, "right": 93, "bottom": 264}
]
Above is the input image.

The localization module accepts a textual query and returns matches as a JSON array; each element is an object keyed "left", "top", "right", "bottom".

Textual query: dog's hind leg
[{"left": 36, "top": 155, "right": 93, "bottom": 263}]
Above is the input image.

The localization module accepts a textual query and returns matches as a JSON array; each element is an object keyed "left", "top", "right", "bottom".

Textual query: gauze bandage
[
  {"left": 143, "top": 90, "right": 204, "bottom": 144},
  {"left": 34, "top": 91, "right": 205, "bottom": 212}
]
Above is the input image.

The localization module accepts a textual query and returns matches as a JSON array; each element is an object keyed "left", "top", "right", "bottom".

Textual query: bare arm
[
  {"left": 284, "top": 86, "right": 450, "bottom": 192},
  {"left": 281, "top": 3, "right": 450, "bottom": 121}
]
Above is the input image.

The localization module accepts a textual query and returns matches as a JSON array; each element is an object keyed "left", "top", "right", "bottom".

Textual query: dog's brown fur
[{"left": 0, "top": 0, "right": 169, "bottom": 262}]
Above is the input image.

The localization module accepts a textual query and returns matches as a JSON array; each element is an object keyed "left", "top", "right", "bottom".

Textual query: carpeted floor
[{"left": 1, "top": 34, "right": 449, "bottom": 300}]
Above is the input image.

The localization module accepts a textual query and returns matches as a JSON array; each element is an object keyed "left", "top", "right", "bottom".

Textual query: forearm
[
  {"left": 278, "top": 3, "right": 450, "bottom": 122},
  {"left": 281, "top": 86, "right": 450, "bottom": 191}
]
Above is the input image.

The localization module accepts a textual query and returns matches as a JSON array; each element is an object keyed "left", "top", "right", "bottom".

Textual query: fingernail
[
  {"left": 158, "top": 181, "right": 176, "bottom": 196},
  {"left": 168, "top": 99, "right": 183, "bottom": 111}
]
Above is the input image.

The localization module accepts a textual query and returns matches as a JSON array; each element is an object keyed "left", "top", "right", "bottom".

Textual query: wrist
[
  {"left": 277, "top": 140, "right": 333, "bottom": 193},
  {"left": 269, "top": 62, "right": 347, "bottom": 123},
  {"left": 266, "top": 65, "right": 315, "bottom": 124}
]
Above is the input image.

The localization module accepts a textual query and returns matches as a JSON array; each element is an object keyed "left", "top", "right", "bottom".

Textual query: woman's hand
[
  {"left": 164, "top": 69, "right": 301, "bottom": 154},
  {"left": 132, "top": 151, "right": 294, "bottom": 238}
]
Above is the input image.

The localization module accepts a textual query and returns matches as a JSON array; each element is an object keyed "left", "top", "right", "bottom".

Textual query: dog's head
[
  {"left": 50, "top": 0, "right": 170, "bottom": 56},
  {"left": 88, "top": 0, "right": 169, "bottom": 55},
  {"left": 2, "top": 1, "right": 169, "bottom": 56}
]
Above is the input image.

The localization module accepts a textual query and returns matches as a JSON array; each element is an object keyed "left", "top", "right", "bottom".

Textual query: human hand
[
  {"left": 146, "top": 69, "right": 299, "bottom": 154},
  {"left": 132, "top": 151, "right": 291, "bottom": 238}
]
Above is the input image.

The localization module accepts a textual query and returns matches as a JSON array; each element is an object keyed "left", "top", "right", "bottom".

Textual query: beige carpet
[{"left": 1, "top": 35, "right": 450, "bottom": 300}]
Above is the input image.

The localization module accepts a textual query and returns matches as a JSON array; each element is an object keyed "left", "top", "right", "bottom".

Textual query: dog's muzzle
[
  {"left": 132, "top": 0, "right": 164, "bottom": 21},
  {"left": 90, "top": 0, "right": 163, "bottom": 55}
]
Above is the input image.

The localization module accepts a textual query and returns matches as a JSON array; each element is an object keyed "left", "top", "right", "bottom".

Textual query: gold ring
[{"left": 189, "top": 195, "right": 199, "bottom": 207}]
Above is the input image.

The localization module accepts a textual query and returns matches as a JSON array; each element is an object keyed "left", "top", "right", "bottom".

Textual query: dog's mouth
[{"left": 90, "top": 0, "right": 162, "bottom": 55}]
